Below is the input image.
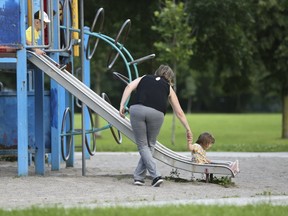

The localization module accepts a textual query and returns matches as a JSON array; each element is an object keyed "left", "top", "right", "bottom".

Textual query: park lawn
[
  {"left": 0, "top": 204, "right": 287, "bottom": 216},
  {"left": 73, "top": 113, "right": 288, "bottom": 152}
]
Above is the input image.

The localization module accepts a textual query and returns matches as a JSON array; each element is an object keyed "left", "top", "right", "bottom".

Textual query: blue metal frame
[
  {"left": 50, "top": 0, "right": 65, "bottom": 171},
  {"left": 1, "top": 1, "right": 147, "bottom": 176},
  {"left": 15, "top": 0, "right": 28, "bottom": 176},
  {"left": 34, "top": 67, "right": 45, "bottom": 175},
  {"left": 83, "top": 26, "right": 91, "bottom": 159}
]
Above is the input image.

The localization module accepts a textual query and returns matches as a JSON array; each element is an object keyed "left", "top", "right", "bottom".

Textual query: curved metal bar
[
  {"left": 59, "top": 27, "right": 138, "bottom": 82},
  {"left": 107, "top": 19, "right": 131, "bottom": 69},
  {"left": 113, "top": 72, "right": 129, "bottom": 85},
  {"left": 87, "top": 31, "right": 134, "bottom": 82},
  {"left": 58, "top": 26, "right": 142, "bottom": 112},
  {"left": 86, "top": 8, "right": 104, "bottom": 60},
  {"left": 95, "top": 33, "right": 134, "bottom": 81},
  {"left": 46, "top": 0, "right": 73, "bottom": 52},
  {"left": 85, "top": 108, "right": 96, "bottom": 156},
  {"left": 45, "top": 28, "right": 141, "bottom": 110},
  {"left": 128, "top": 54, "right": 156, "bottom": 65},
  {"left": 61, "top": 0, "right": 73, "bottom": 51},
  {"left": 61, "top": 107, "right": 73, "bottom": 161},
  {"left": 101, "top": 93, "right": 122, "bottom": 144}
]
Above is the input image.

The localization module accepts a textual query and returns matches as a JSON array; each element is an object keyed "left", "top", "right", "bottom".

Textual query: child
[
  {"left": 26, "top": 10, "right": 50, "bottom": 55},
  {"left": 188, "top": 132, "right": 239, "bottom": 173},
  {"left": 188, "top": 132, "right": 214, "bottom": 164}
]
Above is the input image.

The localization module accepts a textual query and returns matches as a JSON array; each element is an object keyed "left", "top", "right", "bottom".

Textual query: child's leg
[
  {"left": 210, "top": 160, "right": 240, "bottom": 173},
  {"left": 229, "top": 160, "right": 240, "bottom": 173}
]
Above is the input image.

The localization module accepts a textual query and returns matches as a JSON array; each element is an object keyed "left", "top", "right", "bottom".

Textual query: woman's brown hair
[{"left": 154, "top": 64, "right": 175, "bottom": 86}]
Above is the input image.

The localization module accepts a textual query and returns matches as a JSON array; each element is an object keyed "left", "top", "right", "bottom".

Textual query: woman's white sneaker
[{"left": 134, "top": 180, "right": 145, "bottom": 186}]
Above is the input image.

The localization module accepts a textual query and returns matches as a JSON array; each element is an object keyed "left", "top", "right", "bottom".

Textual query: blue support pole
[
  {"left": 83, "top": 26, "right": 91, "bottom": 159},
  {"left": 17, "top": 0, "right": 28, "bottom": 176},
  {"left": 16, "top": 50, "right": 28, "bottom": 176},
  {"left": 50, "top": 53, "right": 65, "bottom": 171},
  {"left": 34, "top": 68, "right": 45, "bottom": 175},
  {"left": 66, "top": 60, "right": 75, "bottom": 167},
  {"left": 50, "top": 0, "right": 64, "bottom": 171},
  {"left": 80, "top": 0, "right": 86, "bottom": 176}
]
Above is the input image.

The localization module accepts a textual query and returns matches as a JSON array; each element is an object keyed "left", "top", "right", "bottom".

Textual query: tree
[
  {"left": 187, "top": 0, "right": 257, "bottom": 112},
  {"left": 251, "top": 0, "right": 288, "bottom": 138},
  {"left": 187, "top": 0, "right": 288, "bottom": 138},
  {"left": 151, "top": 0, "right": 196, "bottom": 144}
]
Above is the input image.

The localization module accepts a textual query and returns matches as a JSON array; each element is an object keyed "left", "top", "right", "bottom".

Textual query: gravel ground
[{"left": 0, "top": 152, "right": 288, "bottom": 209}]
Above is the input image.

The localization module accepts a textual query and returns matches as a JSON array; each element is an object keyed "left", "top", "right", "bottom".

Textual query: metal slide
[{"left": 28, "top": 52, "right": 238, "bottom": 179}]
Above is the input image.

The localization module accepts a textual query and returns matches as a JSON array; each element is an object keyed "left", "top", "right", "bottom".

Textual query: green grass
[
  {"left": 0, "top": 204, "right": 287, "bottom": 216},
  {"left": 73, "top": 113, "right": 288, "bottom": 152}
]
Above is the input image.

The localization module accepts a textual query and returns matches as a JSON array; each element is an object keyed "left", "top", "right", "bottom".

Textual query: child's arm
[{"left": 187, "top": 143, "right": 194, "bottom": 151}]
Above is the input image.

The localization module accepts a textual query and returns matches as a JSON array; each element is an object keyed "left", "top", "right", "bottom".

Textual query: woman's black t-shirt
[{"left": 131, "top": 75, "right": 170, "bottom": 114}]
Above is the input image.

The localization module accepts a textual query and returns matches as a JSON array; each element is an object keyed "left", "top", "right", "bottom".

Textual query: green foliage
[
  {"left": 152, "top": 0, "right": 195, "bottom": 65},
  {"left": 1, "top": 0, "right": 287, "bottom": 114},
  {"left": 70, "top": 0, "right": 287, "bottom": 114},
  {"left": 164, "top": 168, "right": 235, "bottom": 187},
  {"left": 252, "top": 0, "right": 288, "bottom": 90},
  {"left": 210, "top": 176, "right": 235, "bottom": 188},
  {"left": 187, "top": 0, "right": 258, "bottom": 112},
  {"left": 248, "top": 0, "right": 288, "bottom": 138}
]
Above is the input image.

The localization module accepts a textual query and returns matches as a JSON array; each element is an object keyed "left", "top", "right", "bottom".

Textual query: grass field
[
  {"left": 73, "top": 113, "right": 288, "bottom": 152},
  {"left": 0, "top": 204, "right": 287, "bottom": 216}
]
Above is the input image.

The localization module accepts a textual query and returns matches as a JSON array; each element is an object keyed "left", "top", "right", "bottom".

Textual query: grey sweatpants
[{"left": 129, "top": 104, "right": 164, "bottom": 181}]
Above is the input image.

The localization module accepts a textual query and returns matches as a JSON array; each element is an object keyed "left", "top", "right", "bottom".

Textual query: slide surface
[{"left": 28, "top": 52, "right": 238, "bottom": 178}]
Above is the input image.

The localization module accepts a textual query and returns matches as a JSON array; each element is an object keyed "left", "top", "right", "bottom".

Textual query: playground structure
[{"left": 0, "top": 0, "right": 239, "bottom": 182}]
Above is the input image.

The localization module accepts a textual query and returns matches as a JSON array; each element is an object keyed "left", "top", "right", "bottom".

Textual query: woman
[{"left": 119, "top": 65, "right": 193, "bottom": 187}]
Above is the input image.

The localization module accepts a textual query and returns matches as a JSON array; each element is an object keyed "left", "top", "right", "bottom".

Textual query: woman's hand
[
  {"left": 119, "top": 104, "right": 126, "bottom": 118},
  {"left": 186, "top": 130, "right": 193, "bottom": 146}
]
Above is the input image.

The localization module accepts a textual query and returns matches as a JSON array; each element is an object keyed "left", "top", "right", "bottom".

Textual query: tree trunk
[
  {"left": 187, "top": 96, "right": 192, "bottom": 114},
  {"left": 171, "top": 63, "right": 177, "bottom": 145},
  {"left": 282, "top": 94, "right": 288, "bottom": 138}
]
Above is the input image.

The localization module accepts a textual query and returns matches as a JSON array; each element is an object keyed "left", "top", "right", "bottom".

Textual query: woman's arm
[
  {"left": 168, "top": 86, "right": 193, "bottom": 145},
  {"left": 119, "top": 76, "right": 143, "bottom": 118}
]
